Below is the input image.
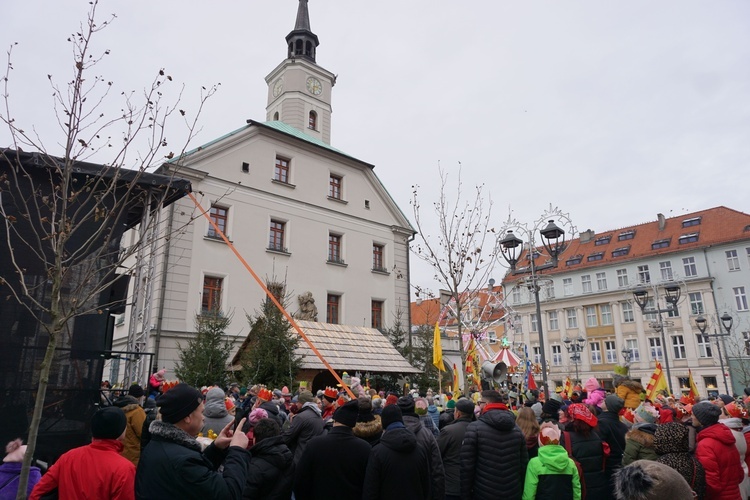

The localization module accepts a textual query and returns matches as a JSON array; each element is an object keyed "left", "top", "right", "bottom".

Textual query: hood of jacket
[
  {"left": 380, "top": 425, "right": 417, "bottom": 453},
  {"left": 114, "top": 395, "right": 139, "bottom": 409},
  {"left": 249, "top": 435, "right": 293, "bottom": 469},
  {"left": 203, "top": 387, "right": 229, "bottom": 418},
  {"left": 353, "top": 415, "right": 383, "bottom": 440},
  {"left": 149, "top": 420, "right": 202, "bottom": 452},
  {"left": 697, "top": 421, "right": 737, "bottom": 446},
  {"left": 626, "top": 427, "right": 655, "bottom": 447},
  {"left": 260, "top": 401, "right": 280, "bottom": 417},
  {"left": 427, "top": 405, "right": 439, "bottom": 416},
  {"left": 479, "top": 408, "right": 516, "bottom": 432},
  {"left": 620, "top": 379, "right": 644, "bottom": 392},
  {"left": 653, "top": 423, "right": 690, "bottom": 455},
  {"left": 536, "top": 444, "right": 573, "bottom": 472},
  {"left": 402, "top": 413, "right": 425, "bottom": 435},
  {"left": 720, "top": 417, "right": 743, "bottom": 431}
]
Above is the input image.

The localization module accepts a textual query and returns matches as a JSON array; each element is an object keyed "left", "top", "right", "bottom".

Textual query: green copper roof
[{"left": 259, "top": 120, "right": 353, "bottom": 158}]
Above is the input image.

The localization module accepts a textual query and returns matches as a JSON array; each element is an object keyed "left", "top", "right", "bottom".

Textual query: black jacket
[
  {"left": 363, "top": 425, "right": 431, "bottom": 500},
  {"left": 439, "top": 408, "right": 455, "bottom": 429},
  {"left": 403, "top": 414, "right": 446, "bottom": 500},
  {"left": 596, "top": 411, "right": 627, "bottom": 473},
  {"left": 140, "top": 398, "right": 158, "bottom": 451},
  {"left": 135, "top": 420, "right": 250, "bottom": 499},
  {"left": 438, "top": 415, "right": 473, "bottom": 497},
  {"left": 567, "top": 430, "right": 608, "bottom": 499},
  {"left": 293, "top": 425, "right": 372, "bottom": 500},
  {"left": 282, "top": 404, "right": 325, "bottom": 465},
  {"left": 243, "top": 435, "right": 294, "bottom": 500},
  {"left": 460, "top": 408, "right": 528, "bottom": 500}
]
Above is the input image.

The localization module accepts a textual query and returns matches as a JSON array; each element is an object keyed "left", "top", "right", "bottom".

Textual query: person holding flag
[{"left": 645, "top": 361, "right": 669, "bottom": 401}]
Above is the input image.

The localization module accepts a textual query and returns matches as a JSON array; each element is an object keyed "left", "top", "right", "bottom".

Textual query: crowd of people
[{"left": 3, "top": 372, "right": 750, "bottom": 500}]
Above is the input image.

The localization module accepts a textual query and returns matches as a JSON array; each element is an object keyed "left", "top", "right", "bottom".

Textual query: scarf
[{"left": 482, "top": 402, "right": 509, "bottom": 414}]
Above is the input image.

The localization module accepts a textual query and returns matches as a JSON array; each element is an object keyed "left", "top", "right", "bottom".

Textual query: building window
[
  {"left": 625, "top": 338, "right": 640, "bottom": 362},
  {"left": 512, "top": 287, "right": 521, "bottom": 304},
  {"left": 531, "top": 313, "right": 538, "bottom": 333},
  {"left": 269, "top": 220, "right": 286, "bottom": 252},
  {"left": 552, "top": 345, "right": 562, "bottom": 366},
  {"left": 659, "top": 261, "right": 673, "bottom": 281},
  {"left": 600, "top": 304, "right": 613, "bottom": 325},
  {"left": 202, "top": 276, "right": 223, "bottom": 314},
  {"left": 308, "top": 111, "right": 317, "bottom": 130},
  {"left": 241, "top": 162, "right": 250, "bottom": 173},
  {"left": 672, "top": 335, "right": 686, "bottom": 359},
  {"left": 688, "top": 292, "right": 704, "bottom": 315},
  {"left": 545, "top": 282, "right": 555, "bottom": 299},
  {"left": 612, "top": 246, "right": 630, "bottom": 257},
  {"left": 596, "top": 272, "right": 607, "bottom": 291},
  {"left": 617, "top": 269, "right": 629, "bottom": 287},
  {"left": 727, "top": 250, "right": 741, "bottom": 271},
  {"left": 582, "top": 275, "right": 592, "bottom": 293},
  {"left": 371, "top": 300, "right": 383, "bottom": 329},
  {"left": 273, "top": 111, "right": 279, "bottom": 120},
  {"left": 744, "top": 332, "right": 750, "bottom": 356},
  {"left": 586, "top": 306, "right": 598, "bottom": 327},
  {"left": 618, "top": 230, "right": 636, "bottom": 241},
  {"left": 208, "top": 206, "right": 228, "bottom": 239},
  {"left": 533, "top": 346, "right": 541, "bottom": 364},
  {"left": 682, "top": 217, "right": 702, "bottom": 228},
  {"left": 637, "top": 265, "right": 651, "bottom": 284},
  {"left": 595, "top": 236, "right": 611, "bottom": 246},
  {"left": 622, "top": 302, "right": 634, "bottom": 323},
  {"left": 683, "top": 257, "right": 697, "bottom": 277},
  {"left": 697, "top": 334, "right": 712, "bottom": 358},
  {"left": 566, "top": 309, "right": 578, "bottom": 328},
  {"left": 652, "top": 239, "right": 670, "bottom": 249},
  {"left": 274, "top": 156, "right": 290, "bottom": 183},
  {"left": 590, "top": 342, "right": 602, "bottom": 364},
  {"left": 566, "top": 255, "right": 583, "bottom": 266},
  {"left": 326, "top": 294, "right": 340, "bottom": 324},
  {"left": 644, "top": 298, "right": 658, "bottom": 321},
  {"left": 549, "top": 311, "right": 559, "bottom": 330},
  {"left": 587, "top": 252, "right": 604, "bottom": 262},
  {"left": 735, "top": 287, "right": 749, "bottom": 311},
  {"left": 563, "top": 278, "right": 573, "bottom": 296},
  {"left": 704, "top": 376, "right": 719, "bottom": 398},
  {"left": 649, "top": 337, "right": 662, "bottom": 361},
  {"left": 328, "top": 233, "right": 342, "bottom": 263},
  {"left": 605, "top": 341, "right": 617, "bottom": 363},
  {"left": 679, "top": 233, "right": 699, "bottom": 244},
  {"left": 329, "top": 174, "right": 342, "bottom": 200},
  {"left": 372, "top": 244, "right": 385, "bottom": 271}
]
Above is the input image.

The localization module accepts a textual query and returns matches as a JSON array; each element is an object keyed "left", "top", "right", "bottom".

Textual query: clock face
[
  {"left": 306, "top": 77, "right": 323, "bottom": 96},
  {"left": 272, "top": 79, "right": 284, "bottom": 97}
]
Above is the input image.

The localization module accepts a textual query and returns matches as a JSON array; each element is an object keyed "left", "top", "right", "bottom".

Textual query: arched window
[
  {"left": 295, "top": 40, "right": 303, "bottom": 56},
  {"left": 308, "top": 111, "right": 317, "bottom": 130},
  {"left": 273, "top": 111, "right": 279, "bottom": 121},
  {"left": 305, "top": 41, "right": 313, "bottom": 57}
]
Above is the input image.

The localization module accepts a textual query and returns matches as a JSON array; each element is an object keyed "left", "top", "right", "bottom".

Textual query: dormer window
[
  {"left": 651, "top": 238, "right": 671, "bottom": 250},
  {"left": 682, "top": 217, "right": 702, "bottom": 228},
  {"left": 679, "top": 233, "right": 700, "bottom": 244},
  {"left": 612, "top": 246, "right": 630, "bottom": 257},
  {"left": 618, "top": 230, "right": 636, "bottom": 241},
  {"left": 308, "top": 111, "right": 317, "bottom": 130},
  {"left": 587, "top": 252, "right": 604, "bottom": 262},
  {"left": 566, "top": 255, "right": 583, "bottom": 266},
  {"left": 594, "top": 236, "right": 611, "bottom": 246}
]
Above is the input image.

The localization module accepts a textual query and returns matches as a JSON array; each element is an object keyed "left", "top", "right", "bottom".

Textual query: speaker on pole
[{"left": 481, "top": 361, "right": 508, "bottom": 384}]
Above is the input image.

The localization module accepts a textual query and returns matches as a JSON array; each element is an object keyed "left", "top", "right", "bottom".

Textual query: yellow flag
[
  {"left": 688, "top": 369, "right": 700, "bottom": 403},
  {"left": 432, "top": 322, "right": 445, "bottom": 371},
  {"left": 452, "top": 363, "right": 460, "bottom": 395},
  {"left": 564, "top": 377, "right": 573, "bottom": 398},
  {"left": 646, "top": 361, "right": 668, "bottom": 400}
]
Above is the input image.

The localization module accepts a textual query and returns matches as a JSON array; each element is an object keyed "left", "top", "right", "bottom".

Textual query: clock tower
[{"left": 265, "top": 0, "right": 335, "bottom": 144}]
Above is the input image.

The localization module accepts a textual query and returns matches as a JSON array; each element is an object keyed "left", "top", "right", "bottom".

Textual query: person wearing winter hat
[
  {"left": 522, "top": 422, "right": 582, "bottom": 500},
  {"left": 353, "top": 396, "right": 382, "bottom": 447},
  {"left": 148, "top": 368, "right": 166, "bottom": 397},
  {"left": 294, "top": 400, "right": 372, "bottom": 500},
  {"left": 1, "top": 439, "right": 41, "bottom": 499},
  {"left": 692, "top": 400, "right": 744, "bottom": 500},
  {"left": 654, "top": 422, "right": 706, "bottom": 500},
  {"left": 563, "top": 403, "right": 608, "bottom": 499},
  {"left": 439, "top": 399, "right": 456, "bottom": 429},
  {"left": 614, "top": 376, "right": 644, "bottom": 410},
  {"left": 363, "top": 404, "right": 432, "bottom": 500},
  {"left": 582, "top": 376, "right": 606, "bottom": 409},
  {"left": 242, "top": 418, "right": 295, "bottom": 500},
  {"left": 438, "top": 398, "right": 474, "bottom": 500},
  {"left": 30, "top": 407, "right": 134, "bottom": 500},
  {"left": 201, "top": 386, "right": 234, "bottom": 436},
  {"left": 282, "top": 389, "right": 324, "bottom": 466},
  {"left": 614, "top": 460, "right": 695, "bottom": 500},
  {"left": 597, "top": 394, "right": 628, "bottom": 491},
  {"left": 633, "top": 402, "right": 659, "bottom": 424},
  {"left": 719, "top": 409, "right": 750, "bottom": 500},
  {"left": 244, "top": 408, "right": 269, "bottom": 448},
  {"left": 135, "top": 383, "right": 250, "bottom": 499},
  {"left": 540, "top": 398, "right": 563, "bottom": 427},
  {"left": 112, "top": 383, "right": 147, "bottom": 467}
]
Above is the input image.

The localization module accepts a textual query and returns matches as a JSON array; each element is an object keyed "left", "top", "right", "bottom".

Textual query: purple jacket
[{"left": 0, "top": 462, "right": 41, "bottom": 500}]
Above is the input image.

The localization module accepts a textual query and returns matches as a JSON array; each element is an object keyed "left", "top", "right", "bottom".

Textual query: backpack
[{"left": 563, "top": 431, "right": 587, "bottom": 499}]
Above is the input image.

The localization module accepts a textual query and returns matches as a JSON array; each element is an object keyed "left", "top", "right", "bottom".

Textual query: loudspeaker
[
  {"left": 481, "top": 361, "right": 508, "bottom": 383},
  {"left": 101, "top": 274, "right": 130, "bottom": 314},
  {"left": 70, "top": 313, "right": 112, "bottom": 359}
]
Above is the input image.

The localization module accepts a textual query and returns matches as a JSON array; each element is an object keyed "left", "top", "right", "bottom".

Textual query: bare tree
[
  {"left": 0, "top": 3, "right": 216, "bottom": 496},
  {"left": 724, "top": 330, "right": 750, "bottom": 391},
  {"left": 410, "top": 165, "right": 495, "bottom": 392}
]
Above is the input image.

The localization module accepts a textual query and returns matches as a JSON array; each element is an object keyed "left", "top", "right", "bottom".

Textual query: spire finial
[{"left": 286, "top": 0, "right": 319, "bottom": 62}]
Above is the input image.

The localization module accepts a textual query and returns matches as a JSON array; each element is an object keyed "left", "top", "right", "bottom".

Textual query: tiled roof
[
  {"left": 411, "top": 290, "right": 507, "bottom": 328},
  {"left": 293, "top": 320, "right": 419, "bottom": 373},
  {"left": 502, "top": 206, "right": 750, "bottom": 284}
]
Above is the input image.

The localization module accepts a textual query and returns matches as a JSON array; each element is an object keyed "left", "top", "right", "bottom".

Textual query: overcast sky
[{"left": 3, "top": 1, "right": 749, "bottom": 294}]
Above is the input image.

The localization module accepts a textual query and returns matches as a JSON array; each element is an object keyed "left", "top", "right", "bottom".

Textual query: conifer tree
[{"left": 175, "top": 312, "right": 233, "bottom": 388}]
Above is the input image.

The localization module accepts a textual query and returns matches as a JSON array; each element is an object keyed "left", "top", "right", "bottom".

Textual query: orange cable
[{"left": 187, "top": 192, "right": 354, "bottom": 399}]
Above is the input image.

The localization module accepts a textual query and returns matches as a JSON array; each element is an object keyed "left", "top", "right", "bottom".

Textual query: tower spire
[{"left": 286, "top": 0, "right": 319, "bottom": 62}]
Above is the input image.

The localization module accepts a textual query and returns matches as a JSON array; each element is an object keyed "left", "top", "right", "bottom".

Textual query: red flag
[{"left": 527, "top": 370, "right": 537, "bottom": 390}]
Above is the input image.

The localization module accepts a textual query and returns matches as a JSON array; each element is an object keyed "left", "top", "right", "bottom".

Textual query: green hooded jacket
[{"left": 522, "top": 444, "right": 582, "bottom": 500}]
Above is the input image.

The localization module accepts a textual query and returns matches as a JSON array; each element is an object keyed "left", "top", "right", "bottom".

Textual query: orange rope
[{"left": 187, "top": 192, "right": 354, "bottom": 399}]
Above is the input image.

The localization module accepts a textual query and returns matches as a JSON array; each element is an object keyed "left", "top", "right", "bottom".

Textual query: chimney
[
  {"left": 657, "top": 213, "right": 666, "bottom": 231},
  {"left": 580, "top": 229, "right": 595, "bottom": 243}
]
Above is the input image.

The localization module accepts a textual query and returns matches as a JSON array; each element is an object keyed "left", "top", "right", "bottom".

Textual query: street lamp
[
  {"left": 563, "top": 335, "right": 587, "bottom": 384},
  {"left": 695, "top": 312, "right": 733, "bottom": 395},
  {"left": 621, "top": 347, "right": 633, "bottom": 364},
  {"left": 498, "top": 207, "right": 574, "bottom": 400},
  {"left": 632, "top": 283, "right": 681, "bottom": 395}
]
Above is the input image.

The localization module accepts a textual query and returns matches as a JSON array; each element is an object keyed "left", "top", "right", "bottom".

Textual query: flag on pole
[
  {"left": 452, "top": 363, "right": 460, "bottom": 396},
  {"left": 527, "top": 370, "right": 538, "bottom": 390},
  {"left": 646, "top": 361, "right": 669, "bottom": 400},
  {"left": 564, "top": 377, "right": 573, "bottom": 398},
  {"left": 466, "top": 338, "right": 479, "bottom": 384},
  {"left": 687, "top": 369, "right": 699, "bottom": 403},
  {"left": 432, "top": 322, "right": 445, "bottom": 371}
]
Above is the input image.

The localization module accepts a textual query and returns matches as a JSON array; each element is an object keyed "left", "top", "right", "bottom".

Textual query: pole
[
  {"left": 657, "top": 310, "right": 674, "bottom": 395},
  {"left": 532, "top": 276, "right": 549, "bottom": 400},
  {"left": 714, "top": 330, "right": 730, "bottom": 395},
  {"left": 574, "top": 353, "right": 579, "bottom": 384}
]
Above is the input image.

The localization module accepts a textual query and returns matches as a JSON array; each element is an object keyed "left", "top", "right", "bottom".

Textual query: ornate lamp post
[
  {"left": 632, "top": 282, "right": 681, "bottom": 395},
  {"left": 621, "top": 347, "right": 633, "bottom": 364},
  {"left": 498, "top": 206, "right": 574, "bottom": 400},
  {"left": 695, "top": 312, "right": 733, "bottom": 395},
  {"left": 563, "top": 335, "right": 587, "bottom": 384}
]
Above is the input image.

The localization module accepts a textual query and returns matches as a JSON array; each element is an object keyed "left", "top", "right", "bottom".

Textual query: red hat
[
  {"left": 385, "top": 394, "right": 398, "bottom": 407},
  {"left": 725, "top": 402, "right": 749, "bottom": 419},
  {"left": 224, "top": 397, "right": 235, "bottom": 411},
  {"left": 568, "top": 403, "right": 598, "bottom": 427},
  {"left": 323, "top": 386, "right": 338, "bottom": 401},
  {"left": 257, "top": 388, "right": 273, "bottom": 402}
]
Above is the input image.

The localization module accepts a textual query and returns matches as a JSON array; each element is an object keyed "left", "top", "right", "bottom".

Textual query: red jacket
[
  {"left": 695, "top": 424, "right": 744, "bottom": 500},
  {"left": 30, "top": 439, "right": 135, "bottom": 500}
]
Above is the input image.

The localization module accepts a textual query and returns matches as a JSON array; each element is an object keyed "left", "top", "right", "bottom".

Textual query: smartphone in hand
[{"left": 234, "top": 408, "right": 247, "bottom": 431}]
